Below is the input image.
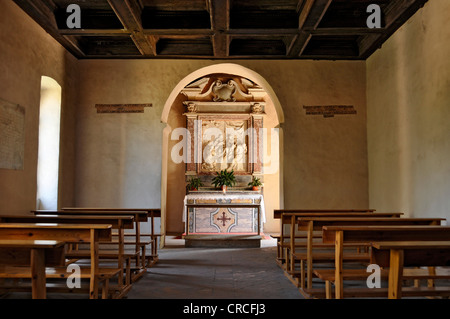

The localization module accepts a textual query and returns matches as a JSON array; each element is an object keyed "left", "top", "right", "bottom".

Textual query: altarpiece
[{"left": 181, "top": 75, "right": 266, "bottom": 236}]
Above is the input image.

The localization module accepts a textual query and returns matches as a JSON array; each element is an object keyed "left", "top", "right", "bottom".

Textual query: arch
[
  {"left": 159, "top": 63, "right": 284, "bottom": 247},
  {"left": 161, "top": 63, "right": 284, "bottom": 125}
]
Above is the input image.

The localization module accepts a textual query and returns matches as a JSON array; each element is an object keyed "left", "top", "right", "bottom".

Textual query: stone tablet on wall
[{"left": 0, "top": 98, "right": 25, "bottom": 170}]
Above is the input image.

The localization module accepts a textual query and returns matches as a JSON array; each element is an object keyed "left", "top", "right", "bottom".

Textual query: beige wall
[
  {"left": 367, "top": 0, "right": 450, "bottom": 221},
  {"left": 76, "top": 59, "right": 368, "bottom": 234},
  {"left": 0, "top": 1, "right": 78, "bottom": 214},
  {"left": 0, "top": 1, "right": 369, "bottom": 231}
]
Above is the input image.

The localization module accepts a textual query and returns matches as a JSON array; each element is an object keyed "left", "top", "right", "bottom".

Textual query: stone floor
[
  {"left": 0, "top": 235, "right": 303, "bottom": 300},
  {"left": 127, "top": 235, "right": 302, "bottom": 299}
]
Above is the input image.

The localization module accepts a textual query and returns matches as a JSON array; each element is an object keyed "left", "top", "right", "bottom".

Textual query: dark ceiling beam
[
  {"left": 358, "top": 0, "right": 428, "bottom": 59},
  {"left": 107, "top": 0, "right": 156, "bottom": 56},
  {"left": 310, "top": 27, "right": 385, "bottom": 35},
  {"left": 12, "top": 0, "right": 85, "bottom": 58},
  {"left": 288, "top": 0, "right": 332, "bottom": 56},
  {"left": 59, "top": 29, "right": 132, "bottom": 36},
  {"left": 208, "top": 0, "right": 230, "bottom": 58},
  {"left": 300, "top": 0, "right": 333, "bottom": 30},
  {"left": 141, "top": 27, "right": 383, "bottom": 37}
]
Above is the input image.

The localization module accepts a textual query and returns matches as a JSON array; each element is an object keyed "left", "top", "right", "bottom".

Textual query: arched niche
[{"left": 160, "top": 63, "right": 284, "bottom": 247}]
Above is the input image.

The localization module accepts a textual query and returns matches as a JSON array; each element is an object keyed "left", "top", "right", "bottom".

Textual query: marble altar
[{"left": 183, "top": 191, "right": 265, "bottom": 235}]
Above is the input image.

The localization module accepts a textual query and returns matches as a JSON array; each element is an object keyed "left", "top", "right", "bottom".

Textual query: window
[{"left": 36, "top": 76, "right": 62, "bottom": 210}]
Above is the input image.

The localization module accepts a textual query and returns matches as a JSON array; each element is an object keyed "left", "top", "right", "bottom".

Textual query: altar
[
  {"left": 179, "top": 75, "right": 267, "bottom": 248},
  {"left": 183, "top": 191, "right": 266, "bottom": 235}
]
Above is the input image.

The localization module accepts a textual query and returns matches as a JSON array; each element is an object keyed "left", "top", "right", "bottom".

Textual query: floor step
[{"left": 184, "top": 234, "right": 262, "bottom": 248}]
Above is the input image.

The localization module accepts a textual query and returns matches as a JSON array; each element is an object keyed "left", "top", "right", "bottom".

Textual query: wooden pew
[
  {"left": 277, "top": 212, "right": 403, "bottom": 283},
  {"left": 294, "top": 217, "right": 444, "bottom": 295},
  {"left": 61, "top": 207, "right": 161, "bottom": 265},
  {"left": 0, "top": 240, "right": 65, "bottom": 299},
  {"left": 33, "top": 210, "right": 151, "bottom": 277},
  {"left": 274, "top": 209, "right": 377, "bottom": 218},
  {"left": 0, "top": 223, "right": 114, "bottom": 299},
  {"left": 272, "top": 209, "right": 401, "bottom": 267},
  {"left": 2, "top": 213, "right": 137, "bottom": 295},
  {"left": 321, "top": 225, "right": 450, "bottom": 299},
  {"left": 371, "top": 241, "right": 450, "bottom": 299}
]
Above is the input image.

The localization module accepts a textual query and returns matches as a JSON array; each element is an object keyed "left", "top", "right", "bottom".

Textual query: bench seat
[
  {"left": 293, "top": 252, "right": 370, "bottom": 262},
  {"left": 0, "top": 266, "right": 120, "bottom": 280},
  {"left": 314, "top": 267, "right": 450, "bottom": 282},
  {"left": 303, "top": 286, "right": 450, "bottom": 299},
  {"left": 66, "top": 249, "right": 140, "bottom": 259}
]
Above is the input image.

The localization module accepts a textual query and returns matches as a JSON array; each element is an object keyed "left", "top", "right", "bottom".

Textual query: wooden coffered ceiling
[{"left": 13, "top": 0, "right": 428, "bottom": 60}]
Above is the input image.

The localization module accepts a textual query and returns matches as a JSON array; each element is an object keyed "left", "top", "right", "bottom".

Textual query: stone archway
[{"left": 160, "top": 63, "right": 284, "bottom": 247}]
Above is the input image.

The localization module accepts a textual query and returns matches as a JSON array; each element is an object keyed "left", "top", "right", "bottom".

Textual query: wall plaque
[
  {"left": 96, "top": 103, "right": 152, "bottom": 113},
  {"left": 0, "top": 98, "right": 25, "bottom": 170},
  {"left": 303, "top": 105, "right": 356, "bottom": 118}
]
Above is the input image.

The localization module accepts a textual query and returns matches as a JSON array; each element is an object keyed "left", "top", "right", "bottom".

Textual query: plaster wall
[
  {"left": 77, "top": 59, "right": 368, "bottom": 234},
  {"left": 0, "top": 1, "right": 78, "bottom": 214},
  {"left": 366, "top": 0, "right": 450, "bottom": 221}
]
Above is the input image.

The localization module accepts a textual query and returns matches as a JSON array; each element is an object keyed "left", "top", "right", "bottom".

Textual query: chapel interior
[{"left": 0, "top": 0, "right": 449, "bottom": 301}]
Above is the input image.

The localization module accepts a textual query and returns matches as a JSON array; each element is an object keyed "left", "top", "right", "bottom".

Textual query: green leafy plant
[
  {"left": 186, "top": 177, "right": 204, "bottom": 191},
  {"left": 248, "top": 176, "right": 262, "bottom": 188},
  {"left": 211, "top": 169, "right": 236, "bottom": 189}
]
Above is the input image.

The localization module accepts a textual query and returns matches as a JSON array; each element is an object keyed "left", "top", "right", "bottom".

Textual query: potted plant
[
  {"left": 186, "top": 177, "right": 204, "bottom": 192},
  {"left": 212, "top": 169, "right": 236, "bottom": 193},
  {"left": 248, "top": 176, "right": 262, "bottom": 191}
]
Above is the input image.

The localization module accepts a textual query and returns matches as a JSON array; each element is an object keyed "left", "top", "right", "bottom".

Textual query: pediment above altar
[{"left": 181, "top": 74, "right": 267, "bottom": 103}]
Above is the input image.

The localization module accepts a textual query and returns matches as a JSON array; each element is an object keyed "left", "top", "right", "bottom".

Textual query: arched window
[{"left": 36, "top": 76, "right": 62, "bottom": 210}]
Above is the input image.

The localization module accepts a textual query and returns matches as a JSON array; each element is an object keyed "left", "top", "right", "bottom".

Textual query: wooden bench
[
  {"left": 273, "top": 209, "right": 401, "bottom": 267},
  {"left": 33, "top": 210, "right": 152, "bottom": 276},
  {"left": 0, "top": 223, "right": 113, "bottom": 299},
  {"left": 0, "top": 240, "right": 65, "bottom": 299},
  {"left": 321, "top": 225, "right": 450, "bottom": 299},
  {"left": 371, "top": 241, "right": 450, "bottom": 299},
  {"left": 276, "top": 212, "right": 403, "bottom": 281},
  {"left": 0, "top": 264, "right": 121, "bottom": 299},
  {"left": 1, "top": 213, "right": 138, "bottom": 292},
  {"left": 61, "top": 207, "right": 162, "bottom": 265},
  {"left": 313, "top": 266, "right": 450, "bottom": 299},
  {"left": 293, "top": 217, "right": 444, "bottom": 293}
]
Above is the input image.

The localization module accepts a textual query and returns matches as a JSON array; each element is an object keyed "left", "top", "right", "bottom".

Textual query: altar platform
[
  {"left": 183, "top": 190, "right": 266, "bottom": 248},
  {"left": 183, "top": 234, "right": 263, "bottom": 248}
]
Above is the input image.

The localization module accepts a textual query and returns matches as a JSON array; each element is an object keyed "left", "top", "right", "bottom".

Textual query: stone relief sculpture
[
  {"left": 186, "top": 102, "right": 197, "bottom": 113},
  {"left": 251, "top": 102, "right": 263, "bottom": 114},
  {"left": 212, "top": 80, "right": 237, "bottom": 102},
  {"left": 181, "top": 75, "right": 263, "bottom": 176},
  {"left": 201, "top": 119, "right": 248, "bottom": 173},
  {"left": 232, "top": 140, "right": 247, "bottom": 171}
]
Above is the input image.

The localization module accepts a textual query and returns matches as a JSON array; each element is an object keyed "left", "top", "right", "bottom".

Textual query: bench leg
[
  {"left": 90, "top": 230, "right": 99, "bottom": 299},
  {"left": 428, "top": 267, "right": 436, "bottom": 288},
  {"left": 102, "top": 279, "right": 110, "bottom": 299},
  {"left": 290, "top": 250, "right": 295, "bottom": 274},
  {"left": 335, "top": 231, "right": 344, "bottom": 299},
  {"left": 325, "top": 281, "right": 332, "bottom": 299},
  {"left": 300, "top": 260, "right": 305, "bottom": 289},
  {"left": 141, "top": 246, "right": 147, "bottom": 270},
  {"left": 31, "top": 248, "right": 46, "bottom": 299},
  {"left": 126, "top": 258, "right": 131, "bottom": 286},
  {"left": 284, "top": 248, "right": 290, "bottom": 272},
  {"left": 388, "top": 249, "right": 404, "bottom": 299}
]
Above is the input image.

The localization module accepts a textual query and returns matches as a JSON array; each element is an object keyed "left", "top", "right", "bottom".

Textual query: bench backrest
[
  {"left": 0, "top": 223, "right": 112, "bottom": 242},
  {"left": 298, "top": 217, "right": 444, "bottom": 231},
  {"left": 323, "top": 226, "right": 450, "bottom": 244},
  {"left": 274, "top": 209, "right": 376, "bottom": 219}
]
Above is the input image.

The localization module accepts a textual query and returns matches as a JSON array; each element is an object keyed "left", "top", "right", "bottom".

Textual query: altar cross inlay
[{"left": 217, "top": 211, "right": 232, "bottom": 227}]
